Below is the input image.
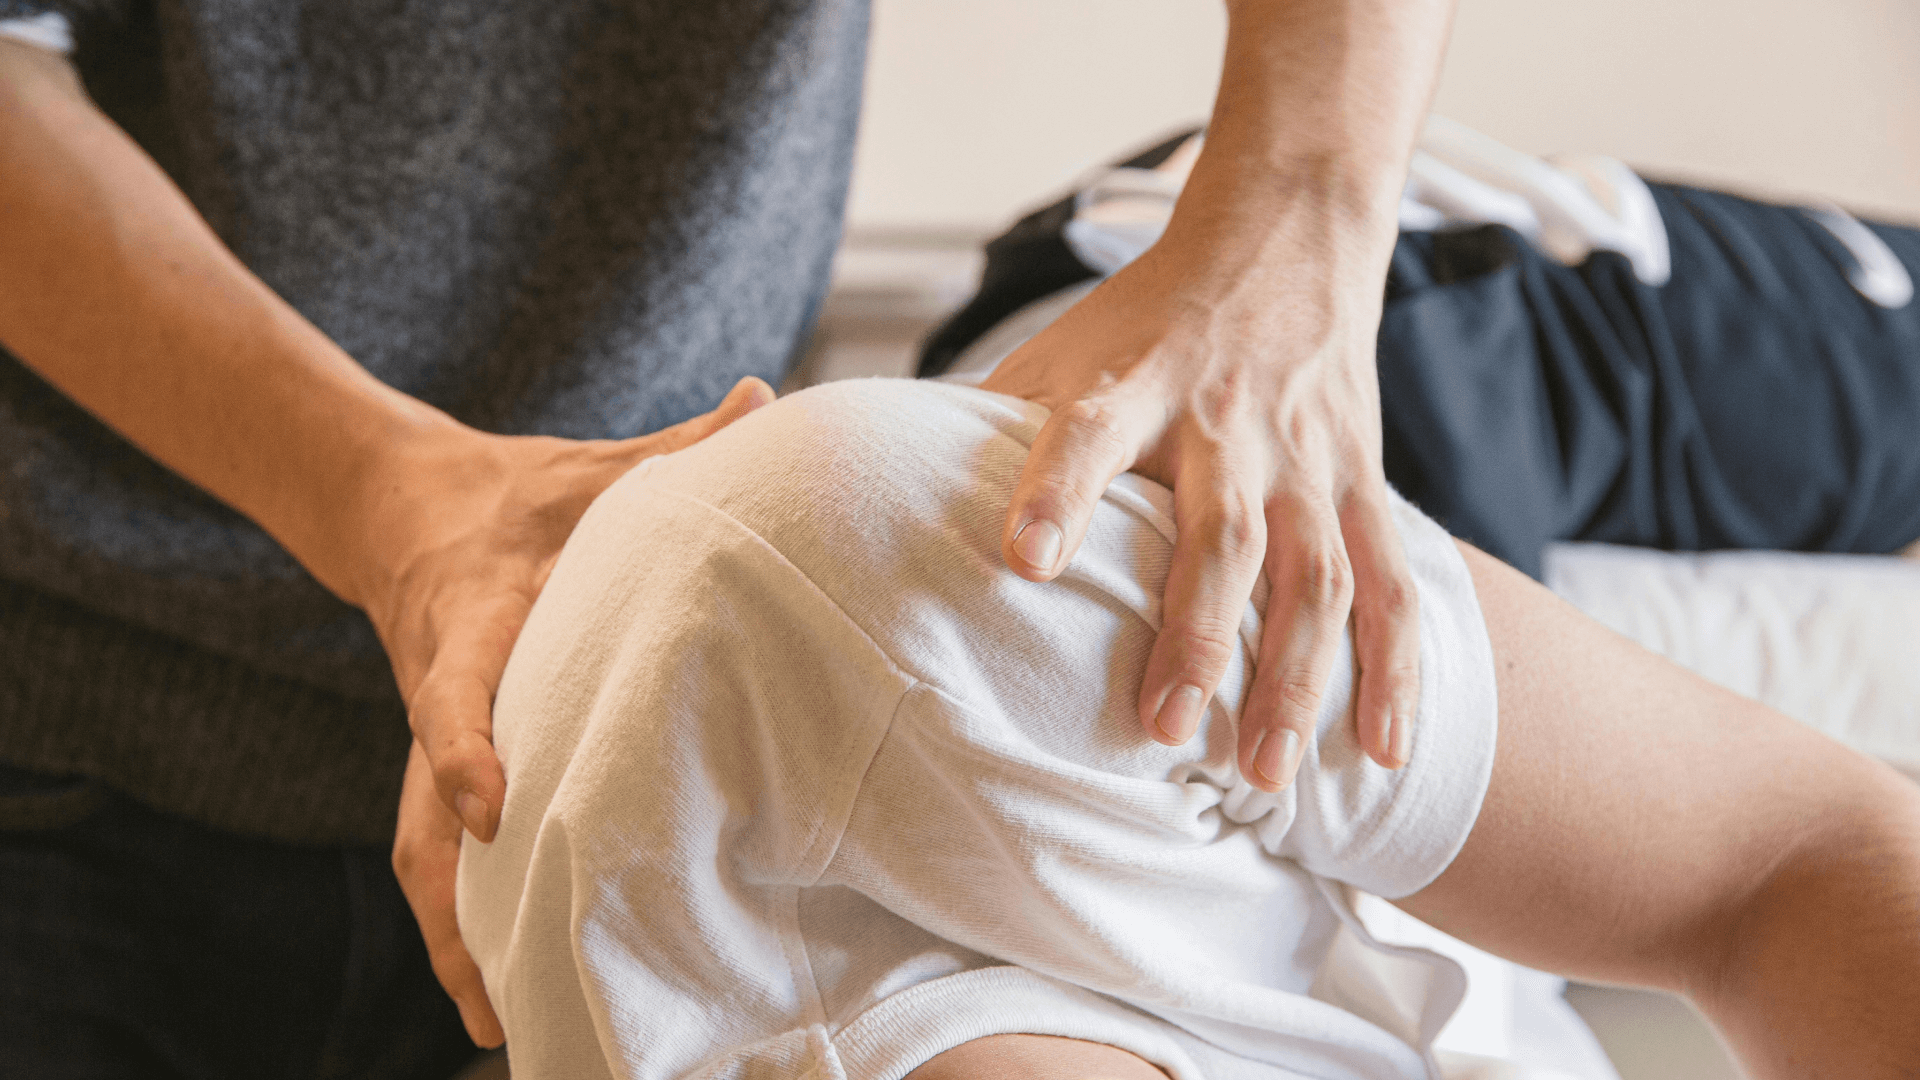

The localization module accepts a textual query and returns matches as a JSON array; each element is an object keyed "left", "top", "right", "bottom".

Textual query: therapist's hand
[
  {"left": 385, "top": 375, "right": 774, "bottom": 1046},
  {"left": 974, "top": 0, "right": 1453, "bottom": 794},
  {"left": 981, "top": 229, "right": 1418, "bottom": 795}
]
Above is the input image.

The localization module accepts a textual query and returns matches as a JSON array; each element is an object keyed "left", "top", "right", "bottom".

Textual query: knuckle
[
  {"left": 1056, "top": 397, "right": 1130, "bottom": 462},
  {"left": 1372, "top": 578, "right": 1419, "bottom": 623},
  {"left": 1380, "top": 647, "right": 1421, "bottom": 679},
  {"left": 1194, "top": 500, "right": 1266, "bottom": 565},
  {"left": 391, "top": 840, "right": 419, "bottom": 883},
  {"left": 1298, "top": 547, "right": 1354, "bottom": 611},
  {"left": 1169, "top": 621, "right": 1241, "bottom": 678},
  {"left": 1276, "top": 675, "right": 1326, "bottom": 719},
  {"left": 405, "top": 673, "right": 461, "bottom": 737},
  {"left": 432, "top": 746, "right": 488, "bottom": 793},
  {"left": 1024, "top": 474, "right": 1097, "bottom": 524}
]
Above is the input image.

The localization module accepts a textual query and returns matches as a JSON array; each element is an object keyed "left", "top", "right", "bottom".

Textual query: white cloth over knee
[{"left": 459, "top": 380, "right": 1499, "bottom": 1080}]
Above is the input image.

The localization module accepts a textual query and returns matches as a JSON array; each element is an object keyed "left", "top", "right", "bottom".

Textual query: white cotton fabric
[
  {"left": 938, "top": 287, "right": 1620, "bottom": 1080},
  {"left": 1800, "top": 201, "right": 1915, "bottom": 309},
  {"left": 459, "top": 379, "right": 1500, "bottom": 1080},
  {"left": 1059, "top": 118, "right": 1671, "bottom": 287},
  {"left": 0, "top": 12, "right": 73, "bottom": 54},
  {"left": 1061, "top": 117, "right": 1909, "bottom": 309}
]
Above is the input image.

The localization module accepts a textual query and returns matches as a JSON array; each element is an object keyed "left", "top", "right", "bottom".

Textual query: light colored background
[
  {"left": 810, "top": 0, "right": 1920, "bottom": 388},
  {"left": 848, "top": 0, "right": 1920, "bottom": 238}
]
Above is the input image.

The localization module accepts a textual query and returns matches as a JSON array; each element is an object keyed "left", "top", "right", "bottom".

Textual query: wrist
[
  {"left": 1141, "top": 180, "right": 1393, "bottom": 357},
  {"left": 280, "top": 390, "right": 481, "bottom": 613},
  {"left": 1163, "top": 152, "right": 1402, "bottom": 286}
]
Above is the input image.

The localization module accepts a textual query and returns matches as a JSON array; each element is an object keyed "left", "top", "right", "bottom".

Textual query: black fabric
[
  {"left": 917, "top": 129, "right": 1199, "bottom": 377},
  {"left": 0, "top": 764, "right": 476, "bottom": 1080},
  {"left": 1378, "top": 186, "right": 1920, "bottom": 574},
  {"left": 0, "top": 580, "right": 410, "bottom": 843},
  {"left": 921, "top": 177, "right": 1920, "bottom": 576}
]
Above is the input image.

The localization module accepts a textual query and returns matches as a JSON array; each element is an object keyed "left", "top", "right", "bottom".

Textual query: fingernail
[
  {"left": 1154, "top": 684, "right": 1205, "bottom": 743},
  {"left": 1389, "top": 712, "right": 1412, "bottom": 768},
  {"left": 1012, "top": 519, "right": 1064, "bottom": 573},
  {"left": 456, "top": 790, "right": 490, "bottom": 841},
  {"left": 1255, "top": 730, "right": 1304, "bottom": 789}
]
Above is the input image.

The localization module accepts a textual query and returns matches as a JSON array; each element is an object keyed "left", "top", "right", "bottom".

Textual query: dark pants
[
  {"left": 0, "top": 764, "right": 476, "bottom": 1080},
  {"left": 1377, "top": 184, "right": 1920, "bottom": 576},
  {"left": 922, "top": 163, "right": 1920, "bottom": 579}
]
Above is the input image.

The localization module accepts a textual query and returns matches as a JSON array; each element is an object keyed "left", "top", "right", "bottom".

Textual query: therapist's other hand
[
  {"left": 981, "top": 238, "right": 1417, "bottom": 794},
  {"left": 381, "top": 375, "right": 773, "bottom": 1044},
  {"left": 394, "top": 741, "right": 505, "bottom": 1046}
]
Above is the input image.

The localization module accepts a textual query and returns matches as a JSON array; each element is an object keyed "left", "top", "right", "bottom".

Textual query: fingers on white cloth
[{"left": 459, "top": 380, "right": 1497, "bottom": 1080}]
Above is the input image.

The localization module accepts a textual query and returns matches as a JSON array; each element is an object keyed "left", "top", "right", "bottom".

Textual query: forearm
[
  {"left": 0, "top": 40, "right": 462, "bottom": 606},
  {"left": 1158, "top": 0, "right": 1453, "bottom": 307}
]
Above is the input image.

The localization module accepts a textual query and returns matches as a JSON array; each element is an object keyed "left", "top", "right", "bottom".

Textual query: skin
[
  {"left": 909, "top": 543, "right": 1920, "bottom": 1080},
  {"left": 983, "top": 0, "right": 1455, "bottom": 790},
  {"left": 0, "top": 0, "right": 1453, "bottom": 1046},
  {"left": 0, "top": 37, "right": 772, "bottom": 1045}
]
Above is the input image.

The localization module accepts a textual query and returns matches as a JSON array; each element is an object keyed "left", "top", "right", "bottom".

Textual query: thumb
[
  {"left": 631, "top": 376, "right": 776, "bottom": 459},
  {"left": 407, "top": 597, "right": 524, "bottom": 842}
]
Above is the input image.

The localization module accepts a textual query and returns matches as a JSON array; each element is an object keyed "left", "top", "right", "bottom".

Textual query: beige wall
[{"left": 847, "top": 0, "right": 1920, "bottom": 236}]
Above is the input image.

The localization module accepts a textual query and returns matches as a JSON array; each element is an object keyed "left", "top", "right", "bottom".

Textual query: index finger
[
  {"left": 393, "top": 742, "right": 506, "bottom": 1048},
  {"left": 1001, "top": 387, "right": 1163, "bottom": 582}
]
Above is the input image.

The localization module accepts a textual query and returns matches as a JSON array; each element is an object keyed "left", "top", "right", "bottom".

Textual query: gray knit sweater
[{"left": 0, "top": 0, "right": 867, "bottom": 844}]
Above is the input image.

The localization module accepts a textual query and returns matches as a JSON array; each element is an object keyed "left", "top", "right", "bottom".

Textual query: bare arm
[
  {"left": 0, "top": 38, "right": 446, "bottom": 602},
  {"left": 1403, "top": 542, "right": 1920, "bottom": 1077},
  {"left": 0, "top": 39, "right": 771, "bottom": 1045},
  {"left": 984, "top": 0, "right": 1455, "bottom": 790}
]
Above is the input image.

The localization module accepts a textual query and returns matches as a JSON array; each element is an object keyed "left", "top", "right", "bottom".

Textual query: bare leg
[
  {"left": 911, "top": 541, "right": 1920, "bottom": 1080},
  {"left": 1403, "top": 542, "right": 1920, "bottom": 1078},
  {"left": 907, "top": 1034, "right": 1168, "bottom": 1080}
]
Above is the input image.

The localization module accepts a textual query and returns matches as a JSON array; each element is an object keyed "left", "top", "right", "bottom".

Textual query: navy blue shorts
[
  {"left": 1377, "top": 183, "right": 1920, "bottom": 575},
  {"left": 922, "top": 170, "right": 1920, "bottom": 577}
]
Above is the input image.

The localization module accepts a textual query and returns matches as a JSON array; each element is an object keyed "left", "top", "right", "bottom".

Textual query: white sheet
[{"left": 1544, "top": 542, "right": 1920, "bottom": 780}]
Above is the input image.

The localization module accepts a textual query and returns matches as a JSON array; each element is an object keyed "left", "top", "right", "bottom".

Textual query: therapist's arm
[
  {"left": 983, "top": 0, "right": 1454, "bottom": 791},
  {"left": 0, "top": 38, "right": 771, "bottom": 1045}
]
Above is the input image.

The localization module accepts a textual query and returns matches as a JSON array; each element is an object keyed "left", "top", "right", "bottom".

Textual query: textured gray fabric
[{"left": 0, "top": 0, "right": 868, "bottom": 843}]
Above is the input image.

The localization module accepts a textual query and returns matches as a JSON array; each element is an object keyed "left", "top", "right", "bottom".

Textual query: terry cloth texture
[
  {"left": 459, "top": 380, "right": 1500, "bottom": 1080},
  {"left": 0, "top": 0, "right": 869, "bottom": 843},
  {"left": 921, "top": 149, "right": 1920, "bottom": 579}
]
